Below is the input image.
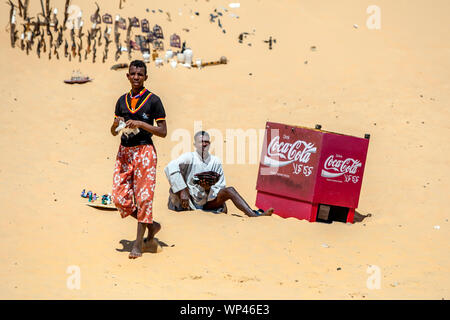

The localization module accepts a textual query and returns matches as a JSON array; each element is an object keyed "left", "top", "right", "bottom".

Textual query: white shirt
[{"left": 164, "top": 152, "right": 226, "bottom": 208}]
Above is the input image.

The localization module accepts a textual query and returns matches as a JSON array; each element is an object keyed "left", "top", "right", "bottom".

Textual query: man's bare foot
[
  {"left": 146, "top": 221, "right": 161, "bottom": 240},
  {"left": 143, "top": 221, "right": 162, "bottom": 253},
  {"left": 129, "top": 242, "right": 143, "bottom": 259}
]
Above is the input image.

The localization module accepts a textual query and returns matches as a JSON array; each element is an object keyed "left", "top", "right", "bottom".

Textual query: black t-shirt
[{"left": 114, "top": 89, "right": 166, "bottom": 147}]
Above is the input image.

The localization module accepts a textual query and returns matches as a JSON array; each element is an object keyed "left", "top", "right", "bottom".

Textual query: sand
[{"left": 0, "top": 0, "right": 448, "bottom": 299}]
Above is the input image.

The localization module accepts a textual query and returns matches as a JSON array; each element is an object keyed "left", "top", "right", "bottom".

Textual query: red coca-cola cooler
[{"left": 255, "top": 122, "right": 370, "bottom": 223}]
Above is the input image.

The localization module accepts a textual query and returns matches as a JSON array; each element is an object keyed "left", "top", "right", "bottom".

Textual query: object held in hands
[
  {"left": 193, "top": 171, "right": 221, "bottom": 186},
  {"left": 115, "top": 119, "right": 140, "bottom": 137}
]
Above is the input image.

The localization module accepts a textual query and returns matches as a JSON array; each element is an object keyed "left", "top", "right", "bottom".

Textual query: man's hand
[
  {"left": 113, "top": 116, "right": 125, "bottom": 126},
  {"left": 126, "top": 120, "right": 142, "bottom": 129},
  {"left": 111, "top": 116, "right": 125, "bottom": 136},
  {"left": 179, "top": 188, "right": 190, "bottom": 209},
  {"left": 198, "top": 179, "right": 213, "bottom": 191}
]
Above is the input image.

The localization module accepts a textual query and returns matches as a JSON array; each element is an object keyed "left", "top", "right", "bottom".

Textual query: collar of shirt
[
  {"left": 129, "top": 87, "right": 147, "bottom": 99},
  {"left": 194, "top": 151, "right": 211, "bottom": 164}
]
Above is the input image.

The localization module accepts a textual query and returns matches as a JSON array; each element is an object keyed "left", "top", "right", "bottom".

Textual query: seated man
[{"left": 164, "top": 131, "right": 273, "bottom": 217}]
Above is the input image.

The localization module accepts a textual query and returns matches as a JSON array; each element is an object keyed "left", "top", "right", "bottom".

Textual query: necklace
[{"left": 125, "top": 89, "right": 152, "bottom": 113}]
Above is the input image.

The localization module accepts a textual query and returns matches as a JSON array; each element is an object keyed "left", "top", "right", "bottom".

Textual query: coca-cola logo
[
  {"left": 321, "top": 155, "right": 361, "bottom": 178},
  {"left": 263, "top": 136, "right": 317, "bottom": 168}
]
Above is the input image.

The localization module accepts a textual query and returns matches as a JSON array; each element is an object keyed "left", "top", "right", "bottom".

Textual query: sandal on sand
[
  {"left": 253, "top": 209, "right": 265, "bottom": 216},
  {"left": 252, "top": 208, "right": 274, "bottom": 217}
]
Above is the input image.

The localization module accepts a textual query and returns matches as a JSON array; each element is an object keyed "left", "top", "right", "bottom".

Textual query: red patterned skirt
[{"left": 112, "top": 144, "right": 157, "bottom": 223}]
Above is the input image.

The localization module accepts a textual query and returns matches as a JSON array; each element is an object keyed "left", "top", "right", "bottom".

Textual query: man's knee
[
  {"left": 226, "top": 186, "right": 237, "bottom": 193},
  {"left": 222, "top": 187, "right": 237, "bottom": 199}
]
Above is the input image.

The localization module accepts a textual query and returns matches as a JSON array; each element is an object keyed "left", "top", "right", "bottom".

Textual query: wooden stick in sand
[
  {"left": 48, "top": 29, "right": 53, "bottom": 50},
  {"left": 114, "top": 15, "right": 122, "bottom": 61},
  {"left": 43, "top": 0, "right": 52, "bottom": 36},
  {"left": 71, "top": 40, "right": 76, "bottom": 57},
  {"left": 64, "top": 39, "right": 68, "bottom": 57},
  {"left": 92, "top": 2, "right": 101, "bottom": 24},
  {"left": 45, "top": 0, "right": 50, "bottom": 20},
  {"left": 98, "top": 27, "right": 102, "bottom": 47},
  {"left": 77, "top": 38, "right": 82, "bottom": 62},
  {"left": 39, "top": 0, "right": 46, "bottom": 18},
  {"left": 23, "top": 0, "right": 29, "bottom": 19},
  {"left": 40, "top": 33, "right": 46, "bottom": 53},
  {"left": 36, "top": 37, "right": 41, "bottom": 58},
  {"left": 17, "top": 0, "right": 23, "bottom": 17},
  {"left": 78, "top": 23, "right": 84, "bottom": 42},
  {"left": 53, "top": 40, "right": 59, "bottom": 59},
  {"left": 56, "top": 26, "right": 63, "bottom": 47},
  {"left": 126, "top": 18, "right": 132, "bottom": 60},
  {"left": 92, "top": 39, "right": 97, "bottom": 63},
  {"left": 103, "top": 26, "right": 112, "bottom": 63},
  {"left": 32, "top": 17, "right": 40, "bottom": 37},
  {"left": 7, "top": 1, "right": 18, "bottom": 48},
  {"left": 85, "top": 31, "right": 91, "bottom": 60},
  {"left": 63, "top": 0, "right": 70, "bottom": 30}
]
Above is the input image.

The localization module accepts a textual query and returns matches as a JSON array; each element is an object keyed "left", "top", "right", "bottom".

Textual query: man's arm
[
  {"left": 112, "top": 98, "right": 124, "bottom": 136},
  {"left": 164, "top": 153, "right": 193, "bottom": 193},
  {"left": 125, "top": 119, "right": 167, "bottom": 138},
  {"left": 164, "top": 153, "right": 193, "bottom": 209}
]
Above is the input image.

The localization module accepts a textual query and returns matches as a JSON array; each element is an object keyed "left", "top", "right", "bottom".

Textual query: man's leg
[
  {"left": 129, "top": 144, "right": 161, "bottom": 258},
  {"left": 112, "top": 146, "right": 137, "bottom": 219},
  {"left": 129, "top": 221, "right": 147, "bottom": 259},
  {"left": 130, "top": 210, "right": 161, "bottom": 249},
  {"left": 203, "top": 187, "right": 273, "bottom": 217}
]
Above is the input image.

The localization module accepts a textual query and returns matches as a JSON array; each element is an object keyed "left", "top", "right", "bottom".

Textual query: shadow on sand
[{"left": 116, "top": 238, "right": 169, "bottom": 254}]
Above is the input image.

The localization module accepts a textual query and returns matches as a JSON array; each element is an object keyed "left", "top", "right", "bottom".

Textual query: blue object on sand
[{"left": 253, "top": 209, "right": 264, "bottom": 216}]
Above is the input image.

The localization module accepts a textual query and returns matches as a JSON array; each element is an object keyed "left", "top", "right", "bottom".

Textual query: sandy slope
[{"left": 0, "top": 0, "right": 448, "bottom": 299}]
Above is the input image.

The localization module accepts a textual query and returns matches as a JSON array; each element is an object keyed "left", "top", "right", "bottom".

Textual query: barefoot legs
[
  {"left": 129, "top": 211, "right": 162, "bottom": 258},
  {"left": 129, "top": 221, "right": 147, "bottom": 259},
  {"left": 203, "top": 187, "right": 273, "bottom": 217}
]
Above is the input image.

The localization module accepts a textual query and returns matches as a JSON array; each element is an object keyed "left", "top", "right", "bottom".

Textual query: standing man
[
  {"left": 110, "top": 60, "right": 167, "bottom": 259},
  {"left": 165, "top": 131, "right": 273, "bottom": 217}
]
